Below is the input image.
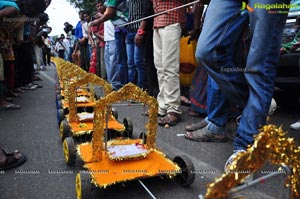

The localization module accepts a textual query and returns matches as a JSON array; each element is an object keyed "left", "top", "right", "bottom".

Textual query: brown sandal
[
  {"left": 158, "top": 112, "right": 181, "bottom": 126},
  {"left": 0, "top": 149, "right": 26, "bottom": 170},
  {"left": 185, "top": 119, "right": 208, "bottom": 131}
]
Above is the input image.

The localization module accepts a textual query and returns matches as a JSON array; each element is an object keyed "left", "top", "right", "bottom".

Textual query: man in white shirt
[
  {"left": 61, "top": 34, "right": 70, "bottom": 60},
  {"left": 104, "top": 20, "right": 121, "bottom": 90},
  {"left": 55, "top": 35, "right": 66, "bottom": 59}
]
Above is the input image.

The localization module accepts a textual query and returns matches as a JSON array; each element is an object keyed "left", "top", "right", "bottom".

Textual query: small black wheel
[
  {"left": 173, "top": 155, "right": 195, "bottom": 187},
  {"left": 111, "top": 107, "right": 118, "bottom": 120},
  {"left": 57, "top": 94, "right": 62, "bottom": 101},
  {"left": 63, "top": 137, "right": 76, "bottom": 165},
  {"left": 76, "top": 171, "right": 92, "bottom": 199},
  {"left": 58, "top": 108, "right": 65, "bottom": 126},
  {"left": 60, "top": 119, "right": 71, "bottom": 141},
  {"left": 139, "top": 132, "right": 147, "bottom": 144},
  {"left": 123, "top": 118, "right": 133, "bottom": 138},
  {"left": 57, "top": 100, "right": 63, "bottom": 109}
]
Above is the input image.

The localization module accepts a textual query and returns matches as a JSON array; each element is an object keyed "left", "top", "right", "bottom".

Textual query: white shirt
[
  {"left": 82, "top": 21, "right": 91, "bottom": 45},
  {"left": 63, "top": 38, "right": 70, "bottom": 53},
  {"left": 44, "top": 37, "right": 51, "bottom": 48},
  {"left": 55, "top": 40, "right": 66, "bottom": 51},
  {"left": 104, "top": 20, "right": 115, "bottom": 42}
]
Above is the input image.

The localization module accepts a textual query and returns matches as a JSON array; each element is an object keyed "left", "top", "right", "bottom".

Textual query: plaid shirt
[{"left": 152, "top": 0, "right": 186, "bottom": 28}]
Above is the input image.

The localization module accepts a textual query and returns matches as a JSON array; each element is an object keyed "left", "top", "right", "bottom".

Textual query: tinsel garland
[
  {"left": 205, "top": 125, "right": 300, "bottom": 199},
  {"left": 67, "top": 73, "right": 112, "bottom": 123},
  {"left": 92, "top": 83, "right": 158, "bottom": 162}
]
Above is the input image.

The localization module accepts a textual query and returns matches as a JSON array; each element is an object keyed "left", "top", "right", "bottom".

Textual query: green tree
[{"left": 67, "top": 0, "right": 96, "bottom": 13}]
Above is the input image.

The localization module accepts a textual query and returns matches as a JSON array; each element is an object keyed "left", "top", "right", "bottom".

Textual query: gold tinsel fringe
[{"left": 205, "top": 124, "right": 300, "bottom": 199}]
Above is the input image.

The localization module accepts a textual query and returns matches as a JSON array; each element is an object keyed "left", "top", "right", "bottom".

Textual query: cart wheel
[
  {"left": 111, "top": 107, "right": 118, "bottom": 120},
  {"left": 57, "top": 94, "right": 62, "bottom": 101},
  {"left": 58, "top": 108, "right": 65, "bottom": 126},
  {"left": 173, "top": 155, "right": 195, "bottom": 187},
  {"left": 57, "top": 100, "right": 62, "bottom": 109},
  {"left": 139, "top": 132, "right": 147, "bottom": 144},
  {"left": 60, "top": 119, "right": 71, "bottom": 141},
  {"left": 56, "top": 88, "right": 61, "bottom": 95},
  {"left": 63, "top": 137, "right": 76, "bottom": 165},
  {"left": 76, "top": 171, "right": 92, "bottom": 199},
  {"left": 123, "top": 118, "right": 133, "bottom": 138}
]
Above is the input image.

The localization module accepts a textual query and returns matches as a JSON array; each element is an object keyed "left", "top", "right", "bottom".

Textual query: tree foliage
[{"left": 67, "top": 0, "right": 96, "bottom": 13}]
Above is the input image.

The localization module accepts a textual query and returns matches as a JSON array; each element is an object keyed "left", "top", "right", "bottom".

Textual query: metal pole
[
  {"left": 138, "top": 180, "right": 157, "bottom": 199},
  {"left": 116, "top": 0, "right": 200, "bottom": 28},
  {"left": 229, "top": 165, "right": 291, "bottom": 194}
]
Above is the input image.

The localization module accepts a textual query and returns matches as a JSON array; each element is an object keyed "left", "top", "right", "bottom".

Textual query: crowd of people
[
  {"left": 1, "top": 0, "right": 299, "bottom": 188},
  {"left": 0, "top": 0, "right": 51, "bottom": 170}
]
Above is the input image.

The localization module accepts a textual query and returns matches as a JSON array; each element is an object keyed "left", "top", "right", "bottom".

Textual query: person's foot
[
  {"left": 184, "top": 125, "right": 227, "bottom": 142},
  {"left": 185, "top": 119, "right": 208, "bottom": 131},
  {"left": 290, "top": 120, "right": 300, "bottom": 130},
  {"left": 0, "top": 101, "right": 21, "bottom": 110},
  {"left": 4, "top": 97, "right": 13, "bottom": 102},
  {"left": 224, "top": 150, "right": 253, "bottom": 183},
  {"left": 0, "top": 149, "right": 26, "bottom": 170},
  {"left": 20, "top": 83, "right": 38, "bottom": 90},
  {"left": 14, "top": 88, "right": 25, "bottom": 93},
  {"left": 158, "top": 112, "right": 181, "bottom": 126},
  {"left": 180, "top": 96, "right": 191, "bottom": 106},
  {"left": 6, "top": 90, "right": 19, "bottom": 98}
]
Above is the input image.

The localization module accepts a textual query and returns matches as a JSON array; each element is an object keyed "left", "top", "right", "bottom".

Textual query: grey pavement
[{"left": 0, "top": 64, "right": 299, "bottom": 199}]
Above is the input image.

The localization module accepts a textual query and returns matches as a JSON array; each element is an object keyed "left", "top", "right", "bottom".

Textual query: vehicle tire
[
  {"left": 60, "top": 119, "right": 71, "bottom": 141},
  {"left": 57, "top": 94, "right": 62, "bottom": 101},
  {"left": 111, "top": 107, "right": 118, "bottom": 120},
  {"left": 139, "top": 132, "right": 147, "bottom": 144},
  {"left": 57, "top": 108, "right": 65, "bottom": 126},
  {"left": 173, "top": 155, "right": 196, "bottom": 187},
  {"left": 57, "top": 100, "right": 62, "bottom": 109},
  {"left": 123, "top": 118, "right": 133, "bottom": 138},
  {"left": 63, "top": 137, "right": 76, "bottom": 165},
  {"left": 76, "top": 171, "right": 92, "bottom": 199}
]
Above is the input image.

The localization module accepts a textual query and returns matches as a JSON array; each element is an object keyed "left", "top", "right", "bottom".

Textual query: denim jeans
[
  {"left": 104, "top": 40, "right": 122, "bottom": 90},
  {"left": 207, "top": 76, "right": 230, "bottom": 128},
  {"left": 196, "top": 0, "right": 289, "bottom": 150},
  {"left": 126, "top": 31, "right": 146, "bottom": 89},
  {"left": 115, "top": 28, "right": 128, "bottom": 86}
]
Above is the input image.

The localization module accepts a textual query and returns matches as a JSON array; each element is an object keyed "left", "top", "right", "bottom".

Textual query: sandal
[
  {"left": 180, "top": 96, "right": 191, "bottom": 106},
  {"left": 0, "top": 149, "right": 26, "bottom": 170},
  {"left": 158, "top": 112, "right": 181, "bottom": 126},
  {"left": 185, "top": 119, "right": 208, "bottom": 131},
  {"left": 0, "top": 102, "right": 21, "bottom": 110},
  {"left": 184, "top": 127, "right": 227, "bottom": 142},
  {"left": 14, "top": 88, "right": 25, "bottom": 93}
]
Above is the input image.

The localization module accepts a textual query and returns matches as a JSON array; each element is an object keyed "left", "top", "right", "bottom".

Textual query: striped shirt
[
  {"left": 127, "top": 0, "right": 153, "bottom": 32},
  {"left": 152, "top": 0, "right": 186, "bottom": 28}
]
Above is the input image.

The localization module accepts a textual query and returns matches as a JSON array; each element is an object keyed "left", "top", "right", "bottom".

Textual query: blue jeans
[
  {"left": 104, "top": 40, "right": 122, "bottom": 90},
  {"left": 126, "top": 31, "right": 146, "bottom": 89},
  {"left": 196, "top": 0, "right": 289, "bottom": 150},
  {"left": 207, "top": 76, "right": 230, "bottom": 128},
  {"left": 115, "top": 28, "right": 128, "bottom": 86}
]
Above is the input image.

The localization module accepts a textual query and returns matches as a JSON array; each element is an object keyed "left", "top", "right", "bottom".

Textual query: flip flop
[
  {"left": 0, "top": 149, "right": 26, "bottom": 170},
  {"left": 185, "top": 120, "right": 208, "bottom": 131},
  {"left": 184, "top": 130, "right": 227, "bottom": 142},
  {"left": 0, "top": 102, "right": 21, "bottom": 111}
]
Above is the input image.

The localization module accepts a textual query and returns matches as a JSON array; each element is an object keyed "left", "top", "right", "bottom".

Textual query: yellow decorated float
[{"left": 75, "top": 83, "right": 196, "bottom": 199}]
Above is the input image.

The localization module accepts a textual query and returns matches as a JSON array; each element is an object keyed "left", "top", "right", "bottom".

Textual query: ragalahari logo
[{"left": 241, "top": 1, "right": 254, "bottom": 12}]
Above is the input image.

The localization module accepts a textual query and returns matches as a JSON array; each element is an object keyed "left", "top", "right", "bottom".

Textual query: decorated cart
[{"left": 75, "top": 83, "right": 196, "bottom": 199}]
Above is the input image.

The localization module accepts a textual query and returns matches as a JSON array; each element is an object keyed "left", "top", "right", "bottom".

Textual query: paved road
[{"left": 0, "top": 64, "right": 299, "bottom": 199}]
